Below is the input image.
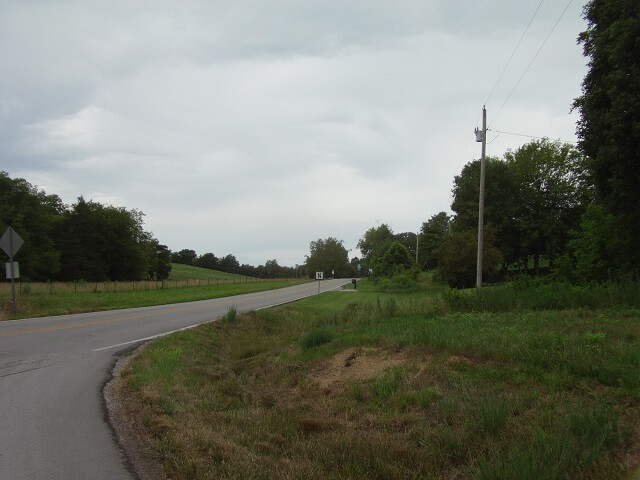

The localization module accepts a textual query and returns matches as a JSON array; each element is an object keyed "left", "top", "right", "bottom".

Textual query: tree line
[
  {"left": 0, "top": 172, "right": 304, "bottom": 282},
  {"left": 0, "top": 172, "right": 172, "bottom": 282},
  {"left": 306, "top": 0, "right": 639, "bottom": 287},
  {"left": 170, "top": 249, "right": 300, "bottom": 278}
]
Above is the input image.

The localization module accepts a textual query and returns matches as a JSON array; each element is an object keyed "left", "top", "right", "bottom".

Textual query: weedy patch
[{"left": 118, "top": 284, "right": 640, "bottom": 480}]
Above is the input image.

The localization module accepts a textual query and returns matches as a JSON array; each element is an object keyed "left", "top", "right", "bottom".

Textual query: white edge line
[{"left": 92, "top": 281, "right": 348, "bottom": 352}]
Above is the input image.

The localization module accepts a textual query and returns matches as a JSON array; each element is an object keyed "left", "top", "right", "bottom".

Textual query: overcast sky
[{"left": 1, "top": 0, "right": 588, "bottom": 267}]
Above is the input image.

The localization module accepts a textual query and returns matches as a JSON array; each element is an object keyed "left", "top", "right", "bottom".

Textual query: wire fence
[{"left": 0, "top": 277, "right": 303, "bottom": 295}]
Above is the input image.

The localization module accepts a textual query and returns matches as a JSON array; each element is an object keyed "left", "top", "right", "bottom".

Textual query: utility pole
[
  {"left": 415, "top": 229, "right": 419, "bottom": 264},
  {"left": 475, "top": 106, "right": 487, "bottom": 288}
]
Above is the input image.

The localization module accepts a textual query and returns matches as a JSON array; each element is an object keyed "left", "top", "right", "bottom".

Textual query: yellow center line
[{"left": 0, "top": 299, "right": 238, "bottom": 339}]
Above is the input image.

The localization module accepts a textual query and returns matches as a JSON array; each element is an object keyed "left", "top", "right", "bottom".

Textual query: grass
[
  {"left": 1, "top": 279, "right": 308, "bottom": 320},
  {"left": 167, "top": 263, "right": 251, "bottom": 281},
  {"left": 118, "top": 279, "right": 640, "bottom": 479}
]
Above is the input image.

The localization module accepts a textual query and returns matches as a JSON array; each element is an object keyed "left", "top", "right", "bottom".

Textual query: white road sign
[
  {"left": 5, "top": 262, "right": 19, "bottom": 279},
  {"left": 315, "top": 271, "right": 324, "bottom": 280}
]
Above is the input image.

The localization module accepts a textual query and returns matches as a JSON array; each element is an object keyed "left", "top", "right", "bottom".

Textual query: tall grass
[{"left": 443, "top": 280, "right": 640, "bottom": 312}]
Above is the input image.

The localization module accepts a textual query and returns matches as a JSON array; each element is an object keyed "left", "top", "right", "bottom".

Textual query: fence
[{"left": 0, "top": 277, "right": 301, "bottom": 295}]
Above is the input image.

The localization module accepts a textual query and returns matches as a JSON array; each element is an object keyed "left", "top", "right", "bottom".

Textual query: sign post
[
  {"left": 315, "top": 271, "right": 323, "bottom": 296},
  {"left": 0, "top": 227, "right": 24, "bottom": 314}
]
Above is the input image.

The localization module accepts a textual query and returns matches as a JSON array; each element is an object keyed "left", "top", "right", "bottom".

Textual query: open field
[
  {"left": 167, "top": 263, "right": 252, "bottom": 281},
  {"left": 118, "top": 280, "right": 640, "bottom": 479},
  {"left": 0, "top": 279, "right": 309, "bottom": 320}
]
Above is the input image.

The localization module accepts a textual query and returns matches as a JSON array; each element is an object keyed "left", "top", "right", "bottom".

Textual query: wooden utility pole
[{"left": 476, "top": 106, "right": 487, "bottom": 288}]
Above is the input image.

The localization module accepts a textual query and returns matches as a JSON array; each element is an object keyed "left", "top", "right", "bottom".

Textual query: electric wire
[
  {"left": 483, "top": 0, "right": 545, "bottom": 107},
  {"left": 489, "top": 128, "right": 576, "bottom": 145},
  {"left": 490, "top": 0, "right": 574, "bottom": 127}
]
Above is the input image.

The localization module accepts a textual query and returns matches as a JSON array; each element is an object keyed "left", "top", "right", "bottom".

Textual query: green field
[
  {"left": 1, "top": 279, "right": 308, "bottom": 320},
  {"left": 167, "top": 263, "right": 252, "bottom": 281},
  {"left": 119, "top": 280, "right": 640, "bottom": 480}
]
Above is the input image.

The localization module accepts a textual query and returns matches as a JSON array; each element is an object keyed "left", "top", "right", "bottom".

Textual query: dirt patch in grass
[{"left": 310, "top": 347, "right": 408, "bottom": 391}]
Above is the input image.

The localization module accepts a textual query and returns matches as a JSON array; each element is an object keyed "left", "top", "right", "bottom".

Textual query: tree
[
  {"left": 357, "top": 224, "right": 394, "bottom": 266},
  {"left": 418, "top": 212, "right": 451, "bottom": 270},
  {"left": 56, "top": 198, "right": 147, "bottom": 281},
  {"left": 504, "top": 139, "right": 591, "bottom": 274},
  {"left": 374, "top": 241, "right": 414, "bottom": 278},
  {"left": 305, "top": 237, "right": 349, "bottom": 278},
  {"left": 194, "top": 252, "right": 219, "bottom": 270},
  {"left": 218, "top": 254, "right": 240, "bottom": 273},
  {"left": 435, "top": 227, "right": 502, "bottom": 289},
  {"left": 451, "top": 157, "right": 520, "bottom": 266},
  {"left": 573, "top": 0, "right": 640, "bottom": 278},
  {"left": 172, "top": 249, "right": 197, "bottom": 265},
  {"left": 144, "top": 238, "right": 172, "bottom": 280},
  {"left": 393, "top": 232, "right": 418, "bottom": 261},
  {"left": 0, "top": 172, "right": 64, "bottom": 280}
]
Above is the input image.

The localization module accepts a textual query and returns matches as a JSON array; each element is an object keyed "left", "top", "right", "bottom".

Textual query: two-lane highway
[{"left": 0, "top": 278, "right": 350, "bottom": 479}]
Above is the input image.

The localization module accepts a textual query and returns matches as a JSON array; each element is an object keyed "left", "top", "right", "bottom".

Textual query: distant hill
[{"left": 167, "top": 263, "right": 251, "bottom": 281}]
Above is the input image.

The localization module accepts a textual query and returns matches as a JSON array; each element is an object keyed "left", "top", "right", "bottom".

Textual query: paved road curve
[{"left": 0, "top": 279, "right": 349, "bottom": 479}]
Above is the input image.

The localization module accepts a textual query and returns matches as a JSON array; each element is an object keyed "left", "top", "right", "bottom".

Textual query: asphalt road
[{"left": 0, "top": 278, "right": 349, "bottom": 479}]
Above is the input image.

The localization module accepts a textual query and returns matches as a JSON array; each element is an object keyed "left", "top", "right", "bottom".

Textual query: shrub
[
  {"left": 300, "top": 327, "right": 334, "bottom": 350},
  {"left": 225, "top": 306, "right": 237, "bottom": 322}
]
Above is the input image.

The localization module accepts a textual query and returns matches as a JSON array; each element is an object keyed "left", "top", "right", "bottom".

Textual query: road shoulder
[{"left": 104, "top": 345, "right": 166, "bottom": 480}]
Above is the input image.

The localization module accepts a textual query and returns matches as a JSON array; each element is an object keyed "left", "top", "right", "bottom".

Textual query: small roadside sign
[
  {"left": 315, "top": 272, "right": 324, "bottom": 280},
  {"left": 0, "top": 227, "right": 24, "bottom": 258},
  {"left": 1, "top": 226, "right": 24, "bottom": 314},
  {"left": 5, "top": 262, "right": 19, "bottom": 279}
]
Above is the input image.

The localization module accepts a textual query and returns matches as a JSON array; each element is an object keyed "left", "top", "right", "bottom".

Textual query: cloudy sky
[{"left": 1, "top": 0, "right": 588, "bottom": 267}]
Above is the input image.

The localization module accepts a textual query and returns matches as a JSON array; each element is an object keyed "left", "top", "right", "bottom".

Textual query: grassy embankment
[
  {"left": 0, "top": 263, "right": 307, "bottom": 320},
  {"left": 119, "top": 279, "right": 640, "bottom": 480}
]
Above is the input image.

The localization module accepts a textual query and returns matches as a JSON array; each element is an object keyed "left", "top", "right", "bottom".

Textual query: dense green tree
[
  {"left": 393, "top": 232, "right": 418, "bottom": 261},
  {"left": 573, "top": 0, "right": 640, "bottom": 278},
  {"left": 418, "top": 212, "right": 451, "bottom": 270},
  {"left": 451, "top": 157, "right": 520, "bottom": 266},
  {"left": 504, "top": 139, "right": 591, "bottom": 274},
  {"left": 373, "top": 241, "right": 414, "bottom": 278},
  {"left": 0, "top": 172, "right": 63, "bottom": 280},
  {"left": 357, "top": 224, "right": 394, "bottom": 266},
  {"left": 305, "top": 237, "right": 349, "bottom": 278},
  {"left": 194, "top": 252, "right": 219, "bottom": 270},
  {"left": 435, "top": 227, "right": 502, "bottom": 289},
  {"left": 218, "top": 254, "right": 240, "bottom": 273},
  {"left": 144, "top": 238, "right": 172, "bottom": 280},
  {"left": 57, "top": 198, "right": 147, "bottom": 281},
  {"left": 172, "top": 249, "right": 197, "bottom": 265}
]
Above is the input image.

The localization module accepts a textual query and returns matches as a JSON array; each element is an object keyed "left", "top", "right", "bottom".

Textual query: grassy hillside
[
  {"left": 119, "top": 280, "right": 640, "bottom": 480},
  {"left": 168, "top": 263, "right": 251, "bottom": 281}
]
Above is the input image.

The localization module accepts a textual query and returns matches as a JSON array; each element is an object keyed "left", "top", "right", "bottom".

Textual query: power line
[
  {"left": 483, "top": 0, "right": 545, "bottom": 107},
  {"left": 489, "top": 128, "right": 576, "bottom": 145},
  {"left": 490, "top": 0, "right": 574, "bottom": 127}
]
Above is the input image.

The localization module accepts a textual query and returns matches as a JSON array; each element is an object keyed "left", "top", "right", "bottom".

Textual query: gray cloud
[{"left": 1, "top": 1, "right": 589, "bottom": 266}]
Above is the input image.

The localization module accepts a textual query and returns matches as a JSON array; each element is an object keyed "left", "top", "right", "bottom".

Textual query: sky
[{"left": 0, "top": 0, "right": 589, "bottom": 267}]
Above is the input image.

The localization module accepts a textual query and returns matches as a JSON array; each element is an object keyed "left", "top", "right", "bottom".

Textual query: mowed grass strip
[
  {"left": 119, "top": 282, "right": 640, "bottom": 480},
  {"left": 2, "top": 279, "right": 308, "bottom": 320}
]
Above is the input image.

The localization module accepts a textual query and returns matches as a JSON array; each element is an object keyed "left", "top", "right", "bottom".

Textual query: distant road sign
[
  {"left": 0, "top": 227, "right": 24, "bottom": 258},
  {"left": 315, "top": 272, "right": 324, "bottom": 280}
]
